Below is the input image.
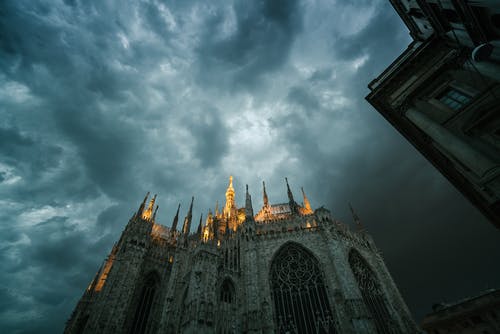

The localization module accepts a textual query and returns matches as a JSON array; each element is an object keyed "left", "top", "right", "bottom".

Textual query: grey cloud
[
  {"left": 196, "top": 0, "right": 303, "bottom": 91},
  {"left": 287, "top": 86, "right": 320, "bottom": 115},
  {"left": 1, "top": 0, "right": 499, "bottom": 333},
  {"left": 187, "top": 105, "right": 228, "bottom": 168}
]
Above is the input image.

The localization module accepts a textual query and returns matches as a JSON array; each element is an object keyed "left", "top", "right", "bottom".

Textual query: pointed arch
[
  {"left": 269, "top": 242, "right": 337, "bottom": 334},
  {"left": 220, "top": 278, "right": 235, "bottom": 304},
  {"left": 217, "top": 277, "right": 237, "bottom": 334},
  {"left": 348, "top": 249, "right": 394, "bottom": 334},
  {"left": 129, "top": 271, "right": 160, "bottom": 334}
]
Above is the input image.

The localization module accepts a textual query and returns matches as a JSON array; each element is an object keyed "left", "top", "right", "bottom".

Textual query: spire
[
  {"left": 349, "top": 203, "right": 364, "bottom": 231},
  {"left": 215, "top": 201, "right": 219, "bottom": 216},
  {"left": 142, "top": 194, "right": 157, "bottom": 220},
  {"left": 285, "top": 178, "right": 294, "bottom": 202},
  {"left": 197, "top": 213, "right": 203, "bottom": 235},
  {"left": 301, "top": 187, "right": 313, "bottom": 214},
  {"left": 152, "top": 205, "right": 159, "bottom": 221},
  {"left": 262, "top": 181, "right": 269, "bottom": 207},
  {"left": 171, "top": 203, "right": 180, "bottom": 232},
  {"left": 224, "top": 176, "right": 235, "bottom": 218},
  {"left": 182, "top": 196, "right": 194, "bottom": 235},
  {"left": 245, "top": 184, "right": 254, "bottom": 219},
  {"left": 285, "top": 177, "right": 298, "bottom": 214},
  {"left": 137, "top": 192, "right": 150, "bottom": 217}
]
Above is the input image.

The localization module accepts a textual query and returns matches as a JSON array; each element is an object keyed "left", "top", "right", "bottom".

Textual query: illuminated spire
[
  {"left": 245, "top": 184, "right": 254, "bottom": 219},
  {"left": 215, "top": 201, "right": 219, "bottom": 216},
  {"left": 171, "top": 203, "right": 180, "bottom": 232},
  {"left": 152, "top": 205, "right": 159, "bottom": 221},
  {"left": 285, "top": 177, "right": 298, "bottom": 214},
  {"left": 262, "top": 181, "right": 269, "bottom": 207},
  {"left": 349, "top": 203, "right": 364, "bottom": 231},
  {"left": 301, "top": 187, "right": 313, "bottom": 214},
  {"left": 142, "top": 194, "right": 157, "bottom": 220},
  {"left": 182, "top": 196, "right": 194, "bottom": 235},
  {"left": 137, "top": 192, "right": 150, "bottom": 217},
  {"left": 224, "top": 176, "right": 235, "bottom": 218}
]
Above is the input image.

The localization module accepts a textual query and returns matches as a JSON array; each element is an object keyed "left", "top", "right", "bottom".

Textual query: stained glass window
[{"left": 270, "top": 243, "right": 336, "bottom": 334}]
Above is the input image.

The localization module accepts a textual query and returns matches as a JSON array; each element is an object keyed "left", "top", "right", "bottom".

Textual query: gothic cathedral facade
[{"left": 65, "top": 177, "right": 418, "bottom": 334}]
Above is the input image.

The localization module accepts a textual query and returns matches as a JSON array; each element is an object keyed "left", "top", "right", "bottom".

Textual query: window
[
  {"left": 217, "top": 279, "right": 236, "bottom": 334},
  {"left": 349, "top": 249, "right": 394, "bottom": 334},
  {"left": 129, "top": 273, "right": 159, "bottom": 334},
  {"left": 270, "top": 243, "right": 336, "bottom": 334},
  {"left": 220, "top": 279, "right": 234, "bottom": 304},
  {"left": 438, "top": 88, "right": 472, "bottom": 111}
]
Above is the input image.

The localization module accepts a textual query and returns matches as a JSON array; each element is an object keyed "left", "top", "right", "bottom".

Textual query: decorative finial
[
  {"left": 137, "top": 191, "right": 150, "bottom": 217},
  {"left": 182, "top": 196, "right": 194, "bottom": 235},
  {"left": 349, "top": 203, "right": 364, "bottom": 231},
  {"left": 171, "top": 203, "right": 180, "bottom": 232},
  {"left": 285, "top": 178, "right": 298, "bottom": 214},
  {"left": 152, "top": 205, "right": 159, "bottom": 221},
  {"left": 142, "top": 194, "right": 157, "bottom": 220},
  {"left": 263, "top": 181, "right": 269, "bottom": 207},
  {"left": 245, "top": 184, "right": 254, "bottom": 219},
  {"left": 224, "top": 176, "right": 235, "bottom": 218},
  {"left": 301, "top": 187, "right": 313, "bottom": 214}
]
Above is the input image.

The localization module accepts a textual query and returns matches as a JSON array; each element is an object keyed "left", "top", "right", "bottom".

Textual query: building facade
[
  {"left": 366, "top": 0, "right": 500, "bottom": 226},
  {"left": 421, "top": 288, "right": 500, "bottom": 334},
  {"left": 65, "top": 177, "right": 418, "bottom": 334}
]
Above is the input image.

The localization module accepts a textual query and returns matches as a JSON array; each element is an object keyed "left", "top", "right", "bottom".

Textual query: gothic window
[
  {"left": 348, "top": 249, "right": 393, "bottom": 334},
  {"left": 220, "top": 279, "right": 234, "bottom": 303},
  {"left": 270, "top": 242, "right": 336, "bottom": 334},
  {"left": 129, "top": 272, "right": 159, "bottom": 334},
  {"left": 217, "top": 278, "right": 236, "bottom": 334}
]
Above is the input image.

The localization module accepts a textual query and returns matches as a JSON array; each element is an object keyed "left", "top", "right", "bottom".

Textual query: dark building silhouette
[
  {"left": 65, "top": 177, "right": 418, "bottom": 333},
  {"left": 366, "top": 0, "right": 500, "bottom": 226},
  {"left": 421, "top": 288, "right": 500, "bottom": 333}
]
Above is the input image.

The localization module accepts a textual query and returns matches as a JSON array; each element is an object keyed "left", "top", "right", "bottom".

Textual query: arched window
[
  {"left": 348, "top": 249, "right": 393, "bottom": 334},
  {"left": 270, "top": 243, "right": 336, "bottom": 334},
  {"left": 129, "top": 272, "right": 159, "bottom": 334},
  {"left": 220, "top": 279, "right": 234, "bottom": 303},
  {"left": 217, "top": 278, "right": 236, "bottom": 334}
]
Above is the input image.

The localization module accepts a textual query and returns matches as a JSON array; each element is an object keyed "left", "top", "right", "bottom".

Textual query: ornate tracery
[
  {"left": 348, "top": 249, "right": 394, "bottom": 334},
  {"left": 129, "top": 272, "right": 159, "bottom": 334},
  {"left": 270, "top": 243, "right": 336, "bottom": 334}
]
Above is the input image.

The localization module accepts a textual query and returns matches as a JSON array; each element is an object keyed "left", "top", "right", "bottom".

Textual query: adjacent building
[
  {"left": 366, "top": 0, "right": 500, "bottom": 226},
  {"left": 64, "top": 176, "right": 418, "bottom": 334},
  {"left": 421, "top": 288, "right": 500, "bottom": 333}
]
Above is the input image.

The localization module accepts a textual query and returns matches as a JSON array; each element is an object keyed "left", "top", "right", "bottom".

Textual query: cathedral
[{"left": 65, "top": 177, "right": 418, "bottom": 334}]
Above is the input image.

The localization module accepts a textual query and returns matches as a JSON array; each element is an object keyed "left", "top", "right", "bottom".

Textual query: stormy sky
[{"left": 1, "top": 0, "right": 499, "bottom": 332}]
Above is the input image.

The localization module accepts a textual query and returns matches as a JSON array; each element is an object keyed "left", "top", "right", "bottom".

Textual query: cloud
[
  {"left": 0, "top": 0, "right": 499, "bottom": 333},
  {"left": 196, "top": 0, "right": 303, "bottom": 91}
]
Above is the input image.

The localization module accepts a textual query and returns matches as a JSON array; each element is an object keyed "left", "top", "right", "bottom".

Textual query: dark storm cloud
[
  {"left": 0, "top": 126, "right": 62, "bottom": 171},
  {"left": 185, "top": 105, "right": 228, "bottom": 167},
  {"left": 196, "top": 0, "right": 303, "bottom": 91},
  {"left": 1, "top": 0, "right": 499, "bottom": 333},
  {"left": 287, "top": 86, "right": 320, "bottom": 114}
]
